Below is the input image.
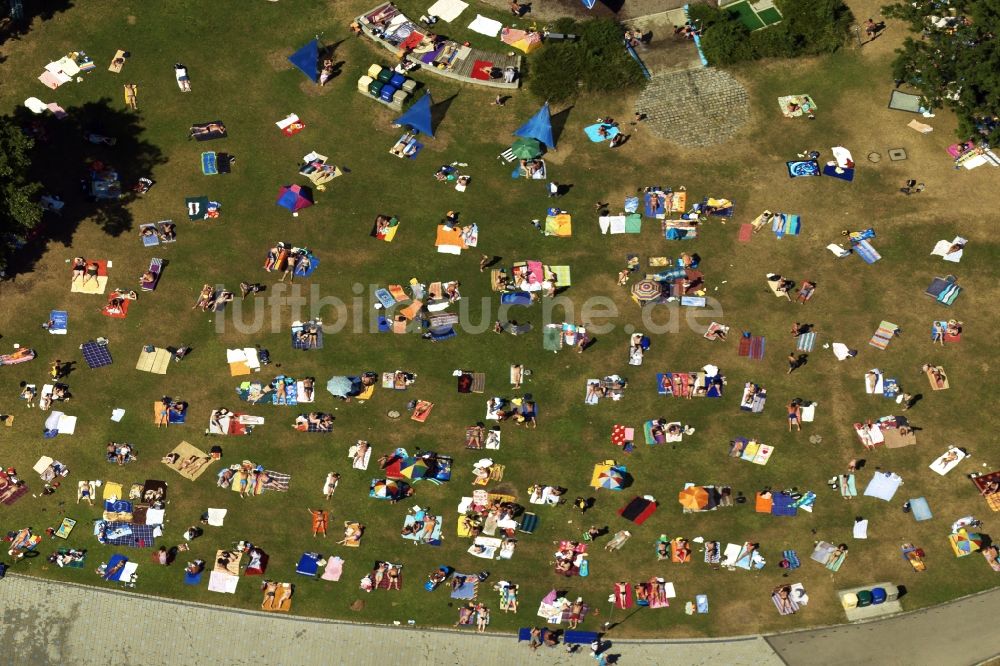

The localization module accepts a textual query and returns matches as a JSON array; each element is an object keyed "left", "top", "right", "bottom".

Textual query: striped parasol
[{"left": 631, "top": 279, "right": 661, "bottom": 302}]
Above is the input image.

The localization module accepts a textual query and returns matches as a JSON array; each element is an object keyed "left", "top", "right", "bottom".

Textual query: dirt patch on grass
[{"left": 266, "top": 49, "right": 293, "bottom": 71}]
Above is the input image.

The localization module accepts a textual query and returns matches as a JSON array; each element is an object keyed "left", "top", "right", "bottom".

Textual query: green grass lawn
[{"left": 0, "top": 0, "right": 998, "bottom": 638}]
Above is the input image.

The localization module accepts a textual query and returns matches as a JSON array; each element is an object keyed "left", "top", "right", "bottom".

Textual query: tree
[
  {"left": 528, "top": 18, "right": 644, "bottom": 102},
  {"left": 691, "top": 0, "right": 853, "bottom": 65},
  {"left": 883, "top": 0, "right": 1000, "bottom": 143},
  {"left": 0, "top": 121, "right": 43, "bottom": 274}
]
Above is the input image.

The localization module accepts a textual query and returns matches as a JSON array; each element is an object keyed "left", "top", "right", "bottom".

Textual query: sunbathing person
[
  {"left": 309, "top": 508, "right": 328, "bottom": 537},
  {"left": 189, "top": 122, "right": 225, "bottom": 139},
  {"left": 159, "top": 222, "right": 176, "bottom": 241},
  {"left": 83, "top": 260, "right": 100, "bottom": 286},
  {"left": 428, "top": 567, "right": 448, "bottom": 588},
  {"left": 674, "top": 539, "right": 692, "bottom": 562},
  {"left": 787, "top": 402, "right": 802, "bottom": 432},
  {"left": 797, "top": 280, "right": 816, "bottom": 303},
  {"left": 179, "top": 455, "right": 210, "bottom": 476},
  {"left": 193, "top": 284, "right": 215, "bottom": 310},
  {"left": 211, "top": 290, "right": 234, "bottom": 311},
  {"left": 161, "top": 452, "right": 180, "bottom": 465},
  {"left": 262, "top": 581, "right": 278, "bottom": 608},
  {"left": 421, "top": 515, "right": 438, "bottom": 542},
  {"left": 72, "top": 257, "right": 86, "bottom": 280},
  {"left": 140, "top": 270, "right": 156, "bottom": 285},
  {"left": 386, "top": 564, "right": 401, "bottom": 590},
  {"left": 932, "top": 322, "right": 947, "bottom": 345}
]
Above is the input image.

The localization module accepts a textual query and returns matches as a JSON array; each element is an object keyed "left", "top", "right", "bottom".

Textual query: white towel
[
  {"left": 467, "top": 14, "right": 503, "bottom": 37},
  {"left": 832, "top": 343, "right": 852, "bottom": 360},
  {"left": 852, "top": 519, "right": 869, "bottom": 539},
  {"left": 427, "top": 0, "right": 469, "bottom": 22},
  {"left": 207, "top": 508, "right": 227, "bottom": 527}
]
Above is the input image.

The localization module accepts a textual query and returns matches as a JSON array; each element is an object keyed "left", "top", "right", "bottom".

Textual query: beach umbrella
[
  {"left": 326, "top": 376, "right": 354, "bottom": 398},
  {"left": 399, "top": 457, "right": 429, "bottom": 480},
  {"left": 678, "top": 486, "right": 709, "bottom": 510},
  {"left": 631, "top": 279, "right": 661, "bottom": 303},
  {"left": 511, "top": 137, "right": 542, "bottom": 159},
  {"left": 371, "top": 479, "right": 400, "bottom": 499},
  {"left": 597, "top": 466, "right": 624, "bottom": 491}
]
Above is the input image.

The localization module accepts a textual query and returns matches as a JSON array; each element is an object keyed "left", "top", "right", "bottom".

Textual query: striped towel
[
  {"left": 782, "top": 549, "right": 800, "bottom": 569},
  {"left": 797, "top": 332, "right": 816, "bottom": 352},
  {"left": 749, "top": 336, "right": 766, "bottom": 360},
  {"left": 737, "top": 336, "right": 752, "bottom": 357},
  {"left": 263, "top": 470, "right": 291, "bottom": 492},
  {"left": 869, "top": 321, "right": 898, "bottom": 349},
  {"left": 547, "top": 265, "right": 571, "bottom": 286}
]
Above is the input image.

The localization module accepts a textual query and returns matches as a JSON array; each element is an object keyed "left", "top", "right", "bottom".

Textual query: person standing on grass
[
  {"left": 787, "top": 352, "right": 799, "bottom": 374},
  {"left": 548, "top": 181, "right": 560, "bottom": 198}
]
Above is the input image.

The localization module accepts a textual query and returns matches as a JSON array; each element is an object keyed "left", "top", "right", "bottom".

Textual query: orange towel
[{"left": 435, "top": 225, "right": 466, "bottom": 248}]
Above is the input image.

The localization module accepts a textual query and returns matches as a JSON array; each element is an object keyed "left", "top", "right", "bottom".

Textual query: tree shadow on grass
[
  {"left": 3, "top": 97, "right": 166, "bottom": 278},
  {"left": 0, "top": 0, "right": 75, "bottom": 60}
]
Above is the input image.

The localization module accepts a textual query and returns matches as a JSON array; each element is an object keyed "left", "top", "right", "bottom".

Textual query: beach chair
[
  {"left": 141, "top": 258, "right": 163, "bottom": 291},
  {"left": 497, "top": 148, "right": 516, "bottom": 164}
]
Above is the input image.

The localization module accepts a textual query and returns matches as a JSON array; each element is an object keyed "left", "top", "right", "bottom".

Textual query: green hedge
[
  {"left": 691, "top": 0, "right": 854, "bottom": 66},
  {"left": 527, "top": 18, "right": 644, "bottom": 102}
]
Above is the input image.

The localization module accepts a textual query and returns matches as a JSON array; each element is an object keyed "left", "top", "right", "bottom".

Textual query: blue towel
[
  {"left": 294, "top": 254, "right": 319, "bottom": 277},
  {"left": 823, "top": 164, "right": 855, "bottom": 181},
  {"left": 201, "top": 152, "right": 218, "bottom": 175},
  {"left": 910, "top": 496, "right": 932, "bottom": 521},
  {"left": 184, "top": 571, "right": 202, "bottom": 585},
  {"left": 296, "top": 552, "right": 320, "bottom": 575},
  {"left": 500, "top": 291, "right": 532, "bottom": 306},
  {"left": 624, "top": 196, "right": 639, "bottom": 213},
  {"left": 49, "top": 310, "right": 68, "bottom": 332},
  {"left": 374, "top": 288, "right": 396, "bottom": 309},
  {"left": 583, "top": 123, "right": 619, "bottom": 142}
]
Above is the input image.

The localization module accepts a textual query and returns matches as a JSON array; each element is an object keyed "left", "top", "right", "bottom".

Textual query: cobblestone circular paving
[{"left": 637, "top": 68, "right": 750, "bottom": 147}]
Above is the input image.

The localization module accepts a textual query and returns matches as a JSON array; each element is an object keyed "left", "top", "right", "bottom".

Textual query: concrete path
[
  {"left": 766, "top": 587, "right": 1000, "bottom": 666},
  {"left": 0, "top": 575, "right": 997, "bottom": 665}
]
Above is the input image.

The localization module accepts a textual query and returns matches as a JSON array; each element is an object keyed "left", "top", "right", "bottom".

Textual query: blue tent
[
  {"left": 393, "top": 92, "right": 434, "bottom": 137},
  {"left": 514, "top": 102, "right": 555, "bottom": 148},
  {"left": 288, "top": 39, "right": 319, "bottom": 82}
]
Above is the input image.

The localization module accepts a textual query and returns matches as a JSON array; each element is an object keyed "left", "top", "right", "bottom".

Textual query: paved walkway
[
  {"left": 1, "top": 575, "right": 998, "bottom": 665},
  {"left": 636, "top": 68, "right": 750, "bottom": 147}
]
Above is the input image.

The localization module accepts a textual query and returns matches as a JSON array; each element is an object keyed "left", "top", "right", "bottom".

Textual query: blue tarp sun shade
[
  {"left": 288, "top": 40, "right": 319, "bottom": 82},
  {"left": 393, "top": 92, "right": 434, "bottom": 137},
  {"left": 582, "top": 0, "right": 596, "bottom": 8},
  {"left": 514, "top": 102, "right": 555, "bottom": 149}
]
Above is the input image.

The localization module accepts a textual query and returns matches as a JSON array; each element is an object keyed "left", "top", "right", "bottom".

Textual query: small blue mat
[{"left": 787, "top": 160, "right": 820, "bottom": 178}]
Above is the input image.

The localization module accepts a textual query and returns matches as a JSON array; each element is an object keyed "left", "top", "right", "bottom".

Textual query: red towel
[
  {"left": 738, "top": 223, "right": 753, "bottom": 242},
  {"left": 738, "top": 336, "right": 751, "bottom": 357},
  {"left": 470, "top": 60, "right": 493, "bottom": 81}
]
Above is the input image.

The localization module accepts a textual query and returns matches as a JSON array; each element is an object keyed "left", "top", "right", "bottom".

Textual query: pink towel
[
  {"left": 321, "top": 556, "right": 343, "bottom": 581},
  {"left": 738, "top": 224, "right": 753, "bottom": 243}
]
